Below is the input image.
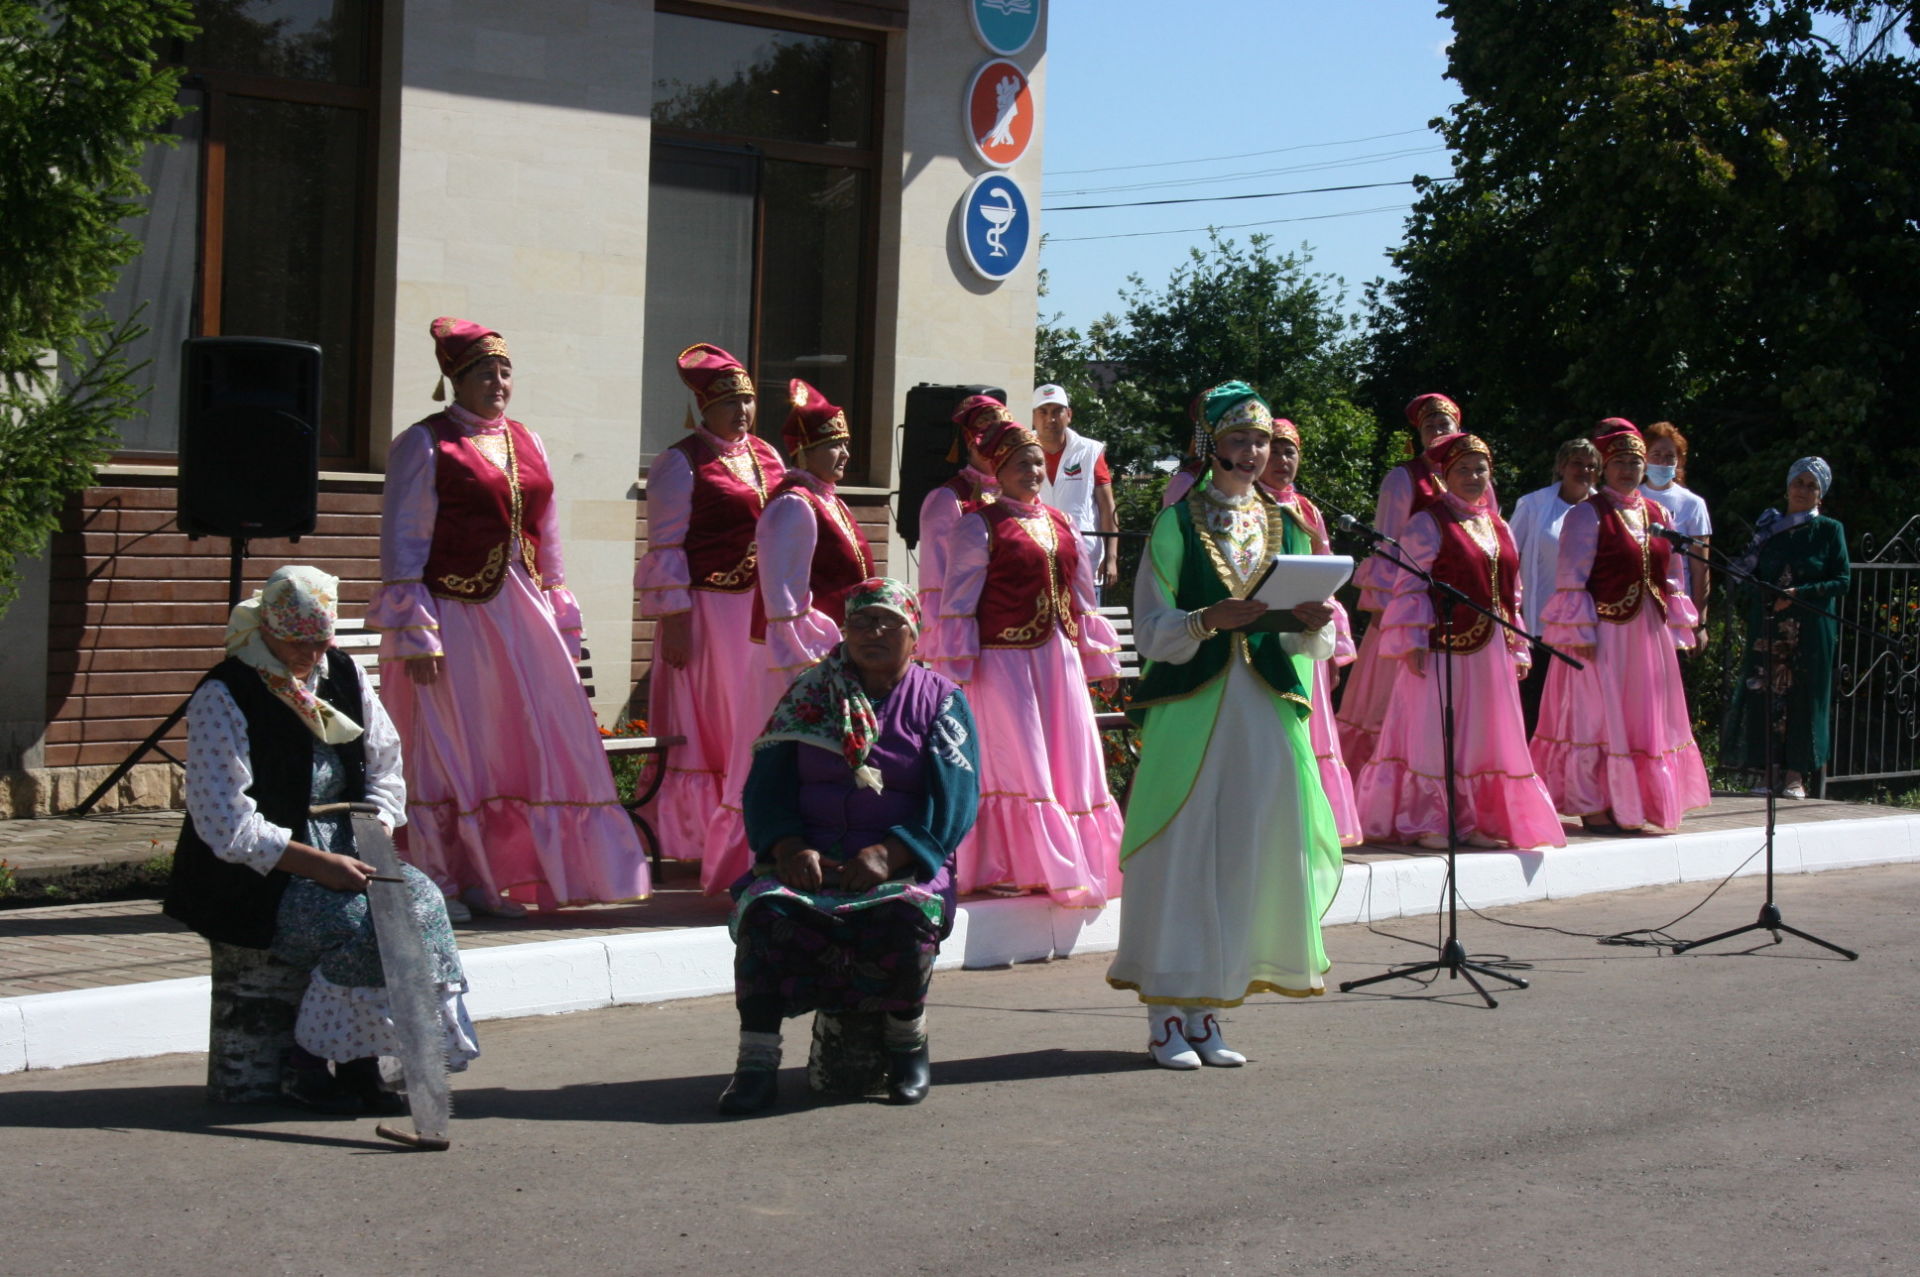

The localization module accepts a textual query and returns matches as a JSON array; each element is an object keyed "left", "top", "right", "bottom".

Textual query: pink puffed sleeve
[
  {"left": 1542, "top": 503, "right": 1600, "bottom": 649},
  {"left": 1504, "top": 536, "right": 1532, "bottom": 669},
  {"left": 1331, "top": 600, "right": 1357, "bottom": 664},
  {"left": 1068, "top": 530, "right": 1122, "bottom": 679},
  {"left": 916, "top": 486, "right": 963, "bottom": 617},
  {"left": 922, "top": 511, "right": 989, "bottom": 684},
  {"left": 1353, "top": 467, "right": 1414, "bottom": 612},
  {"left": 1161, "top": 470, "right": 1197, "bottom": 508},
  {"left": 521, "top": 429, "right": 582, "bottom": 658},
  {"left": 1661, "top": 534, "right": 1701, "bottom": 648},
  {"left": 757, "top": 492, "right": 841, "bottom": 673},
  {"left": 635, "top": 446, "right": 693, "bottom": 617},
  {"left": 367, "top": 423, "right": 444, "bottom": 663},
  {"left": 1378, "top": 509, "right": 1441, "bottom": 660}
]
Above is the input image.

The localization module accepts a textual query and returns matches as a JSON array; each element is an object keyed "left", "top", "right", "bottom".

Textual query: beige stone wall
[
  {"left": 385, "top": 1, "right": 655, "bottom": 721},
  {"left": 872, "top": 0, "right": 1048, "bottom": 584}
]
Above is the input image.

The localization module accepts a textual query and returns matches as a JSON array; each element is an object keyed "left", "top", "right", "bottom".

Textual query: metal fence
[{"left": 1823, "top": 516, "right": 1920, "bottom": 795}]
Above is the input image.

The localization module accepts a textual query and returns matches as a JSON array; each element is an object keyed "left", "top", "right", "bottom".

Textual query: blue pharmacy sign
[
  {"left": 959, "top": 172, "right": 1031, "bottom": 283},
  {"left": 969, "top": 0, "right": 1041, "bottom": 57}
]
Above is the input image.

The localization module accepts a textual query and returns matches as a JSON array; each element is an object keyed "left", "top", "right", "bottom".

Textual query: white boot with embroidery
[
  {"left": 1181, "top": 1007, "right": 1247, "bottom": 1067},
  {"left": 1147, "top": 1009, "right": 1201, "bottom": 1070}
]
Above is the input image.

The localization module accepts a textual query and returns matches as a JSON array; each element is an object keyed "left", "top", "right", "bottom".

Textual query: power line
[
  {"left": 1045, "top": 126, "right": 1436, "bottom": 177},
  {"left": 1044, "top": 178, "right": 1444, "bottom": 213},
  {"left": 1042, "top": 203, "right": 1414, "bottom": 245},
  {"left": 1049, "top": 146, "right": 1449, "bottom": 197}
]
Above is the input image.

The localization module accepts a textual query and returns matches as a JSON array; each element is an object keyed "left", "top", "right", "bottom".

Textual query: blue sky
[{"left": 1037, "top": 1, "right": 1463, "bottom": 332}]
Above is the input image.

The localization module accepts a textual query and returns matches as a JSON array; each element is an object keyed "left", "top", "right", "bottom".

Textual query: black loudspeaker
[
  {"left": 177, "top": 336, "right": 323, "bottom": 541},
  {"left": 897, "top": 382, "right": 1005, "bottom": 548}
]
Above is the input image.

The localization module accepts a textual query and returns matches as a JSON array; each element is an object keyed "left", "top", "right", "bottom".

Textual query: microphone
[
  {"left": 1650, "top": 525, "right": 1698, "bottom": 546},
  {"left": 1211, "top": 450, "right": 1256, "bottom": 473},
  {"left": 1336, "top": 512, "right": 1400, "bottom": 548}
]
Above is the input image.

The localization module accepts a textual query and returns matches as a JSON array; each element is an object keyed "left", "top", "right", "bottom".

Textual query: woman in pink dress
[
  {"left": 925, "top": 419, "right": 1125, "bottom": 904},
  {"left": 370, "top": 317, "right": 648, "bottom": 917},
  {"left": 1165, "top": 416, "right": 1362, "bottom": 845},
  {"left": 634, "top": 343, "right": 786, "bottom": 866},
  {"left": 1531, "top": 420, "right": 1710, "bottom": 833},
  {"left": 916, "top": 394, "right": 1008, "bottom": 619},
  {"left": 702, "top": 380, "right": 875, "bottom": 893},
  {"left": 1356, "top": 433, "right": 1566, "bottom": 850},
  {"left": 1337, "top": 392, "right": 1469, "bottom": 770}
]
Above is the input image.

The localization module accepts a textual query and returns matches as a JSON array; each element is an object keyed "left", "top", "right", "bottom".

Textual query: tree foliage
[
  {"left": 1038, "top": 233, "right": 1390, "bottom": 551},
  {"left": 1370, "top": 0, "right": 1920, "bottom": 541},
  {"left": 0, "top": 0, "right": 195, "bottom": 613}
]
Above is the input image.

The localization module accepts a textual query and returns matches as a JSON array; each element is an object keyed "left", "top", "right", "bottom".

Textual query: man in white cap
[{"left": 1032, "top": 383, "right": 1120, "bottom": 592}]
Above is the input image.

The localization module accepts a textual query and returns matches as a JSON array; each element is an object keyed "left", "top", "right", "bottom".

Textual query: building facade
[{"left": 0, "top": 0, "right": 1048, "bottom": 816}]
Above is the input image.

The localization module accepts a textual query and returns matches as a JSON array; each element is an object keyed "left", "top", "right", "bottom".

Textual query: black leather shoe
[
  {"left": 716, "top": 1067, "right": 779, "bottom": 1116},
  {"left": 885, "top": 1045, "right": 931, "bottom": 1106},
  {"left": 279, "top": 1064, "right": 364, "bottom": 1116},
  {"left": 336, "top": 1057, "right": 409, "bottom": 1116}
]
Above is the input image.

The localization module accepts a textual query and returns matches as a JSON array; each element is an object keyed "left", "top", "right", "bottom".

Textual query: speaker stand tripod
[{"left": 64, "top": 537, "right": 249, "bottom": 819}]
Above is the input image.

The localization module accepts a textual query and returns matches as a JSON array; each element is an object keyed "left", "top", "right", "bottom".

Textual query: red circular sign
[{"left": 966, "top": 58, "right": 1034, "bottom": 169}]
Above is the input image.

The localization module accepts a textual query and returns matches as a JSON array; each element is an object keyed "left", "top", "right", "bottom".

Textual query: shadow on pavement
[{"left": 0, "top": 1084, "right": 392, "bottom": 1150}]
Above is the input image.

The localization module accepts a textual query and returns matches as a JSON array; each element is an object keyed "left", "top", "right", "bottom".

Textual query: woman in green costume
[
  {"left": 1721, "top": 456, "right": 1850, "bottom": 799},
  {"left": 1105, "top": 382, "right": 1342, "bottom": 1070}
]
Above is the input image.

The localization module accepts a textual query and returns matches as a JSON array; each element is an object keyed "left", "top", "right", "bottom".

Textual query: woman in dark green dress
[{"left": 1722, "top": 457, "right": 1849, "bottom": 798}]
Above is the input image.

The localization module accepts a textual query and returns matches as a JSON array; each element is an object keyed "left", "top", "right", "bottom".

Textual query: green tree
[
  {"left": 0, "top": 0, "right": 196, "bottom": 614},
  {"left": 1039, "top": 234, "right": 1390, "bottom": 555},
  {"left": 1370, "top": 0, "right": 1920, "bottom": 541}
]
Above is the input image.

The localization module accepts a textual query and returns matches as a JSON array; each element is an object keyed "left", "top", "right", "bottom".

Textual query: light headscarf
[
  {"left": 754, "top": 577, "right": 919, "bottom": 793},
  {"left": 1733, "top": 457, "right": 1836, "bottom": 574},
  {"left": 224, "top": 566, "right": 363, "bottom": 744},
  {"left": 1789, "top": 456, "right": 1832, "bottom": 499}
]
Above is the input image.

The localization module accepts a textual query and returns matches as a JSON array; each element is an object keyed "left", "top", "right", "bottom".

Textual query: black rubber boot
[
  {"left": 716, "top": 1068, "right": 779, "bottom": 1116},
  {"left": 884, "top": 1044, "right": 931, "bottom": 1106}
]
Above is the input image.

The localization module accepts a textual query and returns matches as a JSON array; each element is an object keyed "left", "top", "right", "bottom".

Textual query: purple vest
[{"left": 796, "top": 663, "right": 956, "bottom": 860}]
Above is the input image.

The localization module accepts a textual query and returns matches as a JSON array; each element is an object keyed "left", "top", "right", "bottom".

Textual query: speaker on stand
[
  {"left": 66, "top": 337, "right": 324, "bottom": 817},
  {"left": 896, "top": 382, "right": 1005, "bottom": 549}
]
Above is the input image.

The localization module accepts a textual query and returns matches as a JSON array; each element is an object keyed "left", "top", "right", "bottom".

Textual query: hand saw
[{"left": 312, "top": 802, "right": 454, "bottom": 1151}]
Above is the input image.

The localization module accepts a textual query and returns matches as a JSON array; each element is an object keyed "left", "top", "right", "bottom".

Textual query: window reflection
[
  {"left": 652, "top": 11, "right": 873, "bottom": 148},
  {"left": 186, "top": 0, "right": 372, "bottom": 86}
]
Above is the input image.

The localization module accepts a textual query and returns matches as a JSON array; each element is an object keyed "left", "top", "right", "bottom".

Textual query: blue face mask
[{"left": 1644, "top": 464, "right": 1677, "bottom": 488}]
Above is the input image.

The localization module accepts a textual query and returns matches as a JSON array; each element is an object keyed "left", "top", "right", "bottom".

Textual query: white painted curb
[{"left": 7, "top": 812, "right": 1918, "bottom": 1073}]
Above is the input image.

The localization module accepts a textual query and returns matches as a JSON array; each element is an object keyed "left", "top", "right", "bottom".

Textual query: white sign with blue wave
[
  {"left": 959, "top": 172, "right": 1031, "bottom": 284},
  {"left": 970, "top": 0, "right": 1041, "bottom": 56}
]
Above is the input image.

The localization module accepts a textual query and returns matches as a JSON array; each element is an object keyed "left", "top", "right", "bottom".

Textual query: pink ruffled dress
[
  {"left": 368, "top": 404, "right": 649, "bottom": 908},
  {"left": 701, "top": 470, "right": 873, "bottom": 892},
  {"left": 1530, "top": 492, "right": 1711, "bottom": 832},
  {"left": 1355, "top": 496, "right": 1566, "bottom": 849},
  {"left": 1337, "top": 461, "right": 1442, "bottom": 770},
  {"left": 925, "top": 496, "right": 1125, "bottom": 905},
  {"left": 633, "top": 427, "right": 785, "bottom": 864}
]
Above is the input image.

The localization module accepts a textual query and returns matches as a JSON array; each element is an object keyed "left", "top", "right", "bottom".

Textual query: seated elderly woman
[
  {"left": 719, "top": 578, "right": 980, "bottom": 1115},
  {"left": 164, "top": 567, "right": 477, "bottom": 1114}
]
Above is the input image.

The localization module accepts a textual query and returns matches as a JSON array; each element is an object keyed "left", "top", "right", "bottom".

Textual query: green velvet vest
[{"left": 1126, "top": 494, "right": 1312, "bottom": 728}]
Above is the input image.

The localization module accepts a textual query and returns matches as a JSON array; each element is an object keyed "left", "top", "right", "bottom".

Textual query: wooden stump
[
  {"left": 206, "top": 942, "right": 310, "bottom": 1103},
  {"left": 807, "top": 1010, "right": 888, "bottom": 1097}
]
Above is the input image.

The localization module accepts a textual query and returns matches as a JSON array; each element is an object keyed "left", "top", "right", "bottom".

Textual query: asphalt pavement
[{"left": 3, "top": 863, "right": 1915, "bottom": 1276}]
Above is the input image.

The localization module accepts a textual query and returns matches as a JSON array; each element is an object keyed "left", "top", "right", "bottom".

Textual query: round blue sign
[
  {"left": 959, "top": 172, "right": 1032, "bottom": 283},
  {"left": 970, "top": 0, "right": 1042, "bottom": 57}
]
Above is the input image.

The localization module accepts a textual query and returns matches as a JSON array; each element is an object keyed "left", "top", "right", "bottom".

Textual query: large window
[
  {"left": 109, "top": 1, "right": 379, "bottom": 466},
  {"left": 643, "top": 3, "right": 881, "bottom": 473}
]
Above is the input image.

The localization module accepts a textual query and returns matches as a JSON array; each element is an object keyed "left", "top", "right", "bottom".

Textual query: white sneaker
[
  {"left": 1181, "top": 1009, "right": 1247, "bottom": 1067},
  {"left": 1147, "top": 1012, "right": 1201, "bottom": 1070},
  {"left": 442, "top": 895, "right": 472, "bottom": 924}
]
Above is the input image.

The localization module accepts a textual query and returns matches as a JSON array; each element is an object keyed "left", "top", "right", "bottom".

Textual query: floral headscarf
[
  {"left": 224, "top": 566, "right": 363, "bottom": 744},
  {"left": 754, "top": 577, "right": 919, "bottom": 792}
]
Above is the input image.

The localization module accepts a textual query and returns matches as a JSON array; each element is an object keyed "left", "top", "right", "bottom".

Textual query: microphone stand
[
  {"left": 1664, "top": 530, "right": 1884, "bottom": 959},
  {"left": 1329, "top": 510, "right": 1582, "bottom": 1007}
]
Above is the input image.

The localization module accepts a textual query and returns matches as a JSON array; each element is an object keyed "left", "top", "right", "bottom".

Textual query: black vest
[{"left": 163, "top": 649, "right": 369, "bottom": 948}]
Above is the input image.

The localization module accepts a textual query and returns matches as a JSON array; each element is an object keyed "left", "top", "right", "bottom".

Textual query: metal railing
[{"left": 1823, "top": 516, "right": 1920, "bottom": 795}]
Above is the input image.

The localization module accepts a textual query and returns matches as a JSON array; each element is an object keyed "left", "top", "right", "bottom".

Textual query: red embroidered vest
[
  {"left": 1585, "top": 489, "right": 1672, "bottom": 624},
  {"left": 420, "top": 413, "right": 551, "bottom": 603},
  {"left": 1423, "top": 506, "right": 1519, "bottom": 654},
  {"left": 670, "top": 431, "right": 782, "bottom": 594},
  {"left": 749, "top": 479, "right": 875, "bottom": 641},
  {"left": 944, "top": 469, "right": 998, "bottom": 512},
  {"left": 976, "top": 503, "right": 1083, "bottom": 650}
]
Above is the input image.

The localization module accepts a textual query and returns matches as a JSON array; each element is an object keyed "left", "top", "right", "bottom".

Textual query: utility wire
[
  {"left": 1043, "top": 203, "right": 1412, "bottom": 244},
  {"left": 1046, "top": 126, "right": 1436, "bottom": 176},
  {"left": 1049, "top": 146, "right": 1448, "bottom": 197},
  {"left": 1044, "top": 177, "right": 1445, "bottom": 213}
]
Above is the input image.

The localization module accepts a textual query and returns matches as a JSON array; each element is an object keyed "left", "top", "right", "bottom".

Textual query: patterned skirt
[{"left": 731, "top": 874, "right": 943, "bottom": 1017}]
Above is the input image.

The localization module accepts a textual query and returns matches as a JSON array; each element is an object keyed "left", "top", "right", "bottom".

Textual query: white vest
[{"left": 1040, "top": 428, "right": 1106, "bottom": 570}]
